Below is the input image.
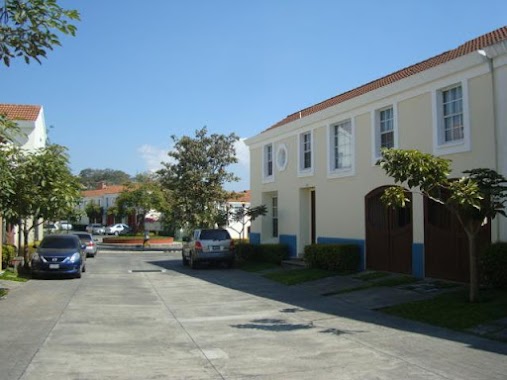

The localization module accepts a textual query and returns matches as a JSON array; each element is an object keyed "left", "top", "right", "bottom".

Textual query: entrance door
[
  {"left": 424, "top": 197, "right": 491, "bottom": 282},
  {"left": 365, "top": 187, "right": 412, "bottom": 274}
]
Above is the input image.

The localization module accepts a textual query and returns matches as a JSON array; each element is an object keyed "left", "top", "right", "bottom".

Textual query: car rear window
[
  {"left": 40, "top": 236, "right": 79, "bottom": 249},
  {"left": 74, "top": 234, "right": 92, "bottom": 242},
  {"left": 199, "top": 230, "right": 230, "bottom": 240}
]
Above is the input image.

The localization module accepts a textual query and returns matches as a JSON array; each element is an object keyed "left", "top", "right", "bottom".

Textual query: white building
[
  {"left": 0, "top": 104, "right": 48, "bottom": 247},
  {"left": 245, "top": 26, "right": 507, "bottom": 282}
]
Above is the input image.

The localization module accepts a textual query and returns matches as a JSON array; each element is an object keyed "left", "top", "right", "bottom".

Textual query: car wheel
[
  {"left": 114, "top": 231, "right": 119, "bottom": 236},
  {"left": 182, "top": 253, "right": 189, "bottom": 266},
  {"left": 75, "top": 268, "right": 82, "bottom": 278},
  {"left": 190, "top": 255, "right": 198, "bottom": 269}
]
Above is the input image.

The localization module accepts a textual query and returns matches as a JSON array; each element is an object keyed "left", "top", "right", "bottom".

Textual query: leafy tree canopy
[
  {"left": 0, "top": 0, "right": 80, "bottom": 67},
  {"left": 78, "top": 168, "right": 132, "bottom": 189},
  {"left": 158, "top": 126, "right": 239, "bottom": 230}
]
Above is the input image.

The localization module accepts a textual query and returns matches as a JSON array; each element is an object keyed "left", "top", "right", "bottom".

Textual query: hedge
[
  {"left": 303, "top": 244, "right": 360, "bottom": 272},
  {"left": 481, "top": 242, "right": 507, "bottom": 289},
  {"left": 2, "top": 245, "right": 17, "bottom": 269},
  {"left": 235, "top": 243, "right": 289, "bottom": 265}
]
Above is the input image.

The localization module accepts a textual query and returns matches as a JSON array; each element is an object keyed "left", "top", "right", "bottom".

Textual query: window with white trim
[
  {"left": 330, "top": 120, "right": 353, "bottom": 172},
  {"left": 433, "top": 82, "right": 470, "bottom": 156},
  {"left": 441, "top": 85, "right": 463, "bottom": 143},
  {"left": 299, "top": 131, "right": 313, "bottom": 174},
  {"left": 374, "top": 105, "right": 396, "bottom": 159},
  {"left": 263, "top": 143, "right": 273, "bottom": 180}
]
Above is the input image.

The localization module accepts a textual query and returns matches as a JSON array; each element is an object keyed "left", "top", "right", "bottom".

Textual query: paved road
[{"left": 0, "top": 250, "right": 506, "bottom": 379}]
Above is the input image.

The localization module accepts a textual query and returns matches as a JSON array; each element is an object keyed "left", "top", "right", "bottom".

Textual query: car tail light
[
  {"left": 230, "top": 240, "right": 235, "bottom": 250},
  {"left": 195, "top": 241, "right": 203, "bottom": 250},
  {"left": 87, "top": 241, "right": 95, "bottom": 247}
]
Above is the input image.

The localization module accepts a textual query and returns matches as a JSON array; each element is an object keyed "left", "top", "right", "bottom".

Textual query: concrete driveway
[{"left": 0, "top": 250, "right": 506, "bottom": 379}]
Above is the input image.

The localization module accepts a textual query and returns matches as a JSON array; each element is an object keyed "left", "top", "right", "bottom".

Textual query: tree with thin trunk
[
  {"left": 4, "top": 144, "right": 82, "bottom": 266},
  {"left": 229, "top": 204, "right": 267, "bottom": 240},
  {"left": 379, "top": 149, "right": 507, "bottom": 302}
]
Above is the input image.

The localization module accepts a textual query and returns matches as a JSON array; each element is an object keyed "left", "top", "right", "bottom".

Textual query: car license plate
[
  {"left": 49, "top": 264, "right": 59, "bottom": 269},
  {"left": 212, "top": 246, "right": 221, "bottom": 250}
]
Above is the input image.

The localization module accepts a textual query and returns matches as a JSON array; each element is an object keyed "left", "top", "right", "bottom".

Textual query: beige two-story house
[{"left": 245, "top": 26, "right": 507, "bottom": 282}]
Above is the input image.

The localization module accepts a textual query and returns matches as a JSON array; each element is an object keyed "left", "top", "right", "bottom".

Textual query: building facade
[{"left": 245, "top": 27, "right": 507, "bottom": 282}]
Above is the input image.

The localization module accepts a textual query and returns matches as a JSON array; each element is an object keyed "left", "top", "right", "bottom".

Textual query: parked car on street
[
  {"left": 86, "top": 223, "right": 105, "bottom": 235},
  {"left": 182, "top": 228, "right": 235, "bottom": 269},
  {"left": 31, "top": 234, "right": 86, "bottom": 278},
  {"left": 73, "top": 232, "right": 98, "bottom": 257},
  {"left": 105, "top": 223, "right": 131, "bottom": 235},
  {"left": 57, "top": 220, "right": 73, "bottom": 231}
]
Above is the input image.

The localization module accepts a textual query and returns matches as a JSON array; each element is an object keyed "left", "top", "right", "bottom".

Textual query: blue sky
[{"left": 2, "top": 0, "right": 506, "bottom": 191}]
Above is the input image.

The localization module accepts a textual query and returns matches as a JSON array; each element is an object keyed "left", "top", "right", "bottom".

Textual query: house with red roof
[
  {"left": 0, "top": 104, "right": 47, "bottom": 248},
  {"left": 245, "top": 26, "right": 507, "bottom": 283}
]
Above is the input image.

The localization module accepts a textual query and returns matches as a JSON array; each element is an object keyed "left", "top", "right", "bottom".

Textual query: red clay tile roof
[
  {"left": 83, "top": 185, "right": 126, "bottom": 197},
  {"left": 0, "top": 104, "right": 42, "bottom": 121},
  {"left": 228, "top": 190, "right": 251, "bottom": 203},
  {"left": 264, "top": 26, "right": 507, "bottom": 133}
]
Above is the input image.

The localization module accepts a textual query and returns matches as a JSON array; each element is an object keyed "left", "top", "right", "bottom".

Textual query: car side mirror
[{"left": 81, "top": 244, "right": 86, "bottom": 250}]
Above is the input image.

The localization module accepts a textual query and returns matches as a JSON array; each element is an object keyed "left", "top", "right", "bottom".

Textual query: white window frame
[
  {"left": 432, "top": 81, "right": 470, "bottom": 156},
  {"left": 372, "top": 104, "right": 398, "bottom": 163},
  {"left": 262, "top": 143, "right": 274, "bottom": 183},
  {"left": 298, "top": 130, "right": 314, "bottom": 177},
  {"left": 328, "top": 119, "right": 355, "bottom": 178}
]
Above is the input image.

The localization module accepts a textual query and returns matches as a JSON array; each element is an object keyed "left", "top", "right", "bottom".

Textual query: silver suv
[{"left": 182, "top": 228, "right": 235, "bottom": 269}]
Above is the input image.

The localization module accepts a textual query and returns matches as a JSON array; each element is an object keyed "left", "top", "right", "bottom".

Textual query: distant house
[
  {"left": 0, "top": 104, "right": 47, "bottom": 247},
  {"left": 224, "top": 190, "right": 251, "bottom": 239},
  {"left": 77, "top": 182, "right": 135, "bottom": 227},
  {"left": 245, "top": 26, "right": 507, "bottom": 283}
]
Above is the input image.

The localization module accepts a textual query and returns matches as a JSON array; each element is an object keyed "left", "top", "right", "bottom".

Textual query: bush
[
  {"left": 304, "top": 244, "right": 360, "bottom": 272},
  {"left": 2, "top": 244, "right": 17, "bottom": 269},
  {"left": 235, "top": 243, "right": 289, "bottom": 265},
  {"left": 481, "top": 242, "right": 507, "bottom": 289}
]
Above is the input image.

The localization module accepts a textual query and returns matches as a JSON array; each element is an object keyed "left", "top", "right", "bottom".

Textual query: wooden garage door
[
  {"left": 365, "top": 187, "right": 412, "bottom": 274},
  {"left": 424, "top": 197, "right": 491, "bottom": 283}
]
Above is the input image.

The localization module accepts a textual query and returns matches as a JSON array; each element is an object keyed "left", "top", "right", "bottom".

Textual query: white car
[
  {"left": 105, "top": 223, "right": 130, "bottom": 235},
  {"left": 57, "top": 220, "right": 73, "bottom": 231}
]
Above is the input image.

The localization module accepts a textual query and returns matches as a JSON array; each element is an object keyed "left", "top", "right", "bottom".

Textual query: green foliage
[
  {"left": 1, "top": 244, "right": 17, "bottom": 269},
  {"left": 0, "top": 0, "right": 80, "bottom": 66},
  {"left": 115, "top": 179, "right": 172, "bottom": 232},
  {"left": 235, "top": 243, "right": 289, "bottom": 265},
  {"left": 78, "top": 168, "right": 131, "bottom": 189},
  {"left": 84, "top": 200, "right": 102, "bottom": 223},
  {"left": 0, "top": 113, "right": 23, "bottom": 143},
  {"left": 304, "top": 244, "right": 360, "bottom": 272},
  {"left": 230, "top": 204, "right": 267, "bottom": 238},
  {"left": 158, "top": 127, "right": 239, "bottom": 230},
  {"left": 481, "top": 242, "right": 507, "bottom": 289}
]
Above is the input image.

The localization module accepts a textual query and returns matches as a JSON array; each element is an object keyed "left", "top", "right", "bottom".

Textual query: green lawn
[
  {"left": 0, "top": 269, "right": 29, "bottom": 282},
  {"left": 381, "top": 288, "right": 507, "bottom": 331}
]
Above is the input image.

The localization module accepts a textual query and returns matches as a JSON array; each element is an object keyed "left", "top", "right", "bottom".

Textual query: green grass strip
[
  {"left": 0, "top": 269, "right": 29, "bottom": 282},
  {"left": 381, "top": 289, "right": 507, "bottom": 331}
]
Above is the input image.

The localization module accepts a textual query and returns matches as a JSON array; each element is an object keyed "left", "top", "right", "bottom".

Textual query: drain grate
[{"left": 129, "top": 269, "right": 166, "bottom": 273}]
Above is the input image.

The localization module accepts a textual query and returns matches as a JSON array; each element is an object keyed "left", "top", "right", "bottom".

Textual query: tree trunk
[
  {"left": 23, "top": 221, "right": 30, "bottom": 270},
  {"left": 467, "top": 231, "right": 479, "bottom": 303}
]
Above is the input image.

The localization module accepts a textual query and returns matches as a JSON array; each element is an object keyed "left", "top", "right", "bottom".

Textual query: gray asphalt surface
[{"left": 0, "top": 250, "right": 506, "bottom": 379}]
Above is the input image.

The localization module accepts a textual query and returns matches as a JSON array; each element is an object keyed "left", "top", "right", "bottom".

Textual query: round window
[{"left": 276, "top": 144, "right": 288, "bottom": 171}]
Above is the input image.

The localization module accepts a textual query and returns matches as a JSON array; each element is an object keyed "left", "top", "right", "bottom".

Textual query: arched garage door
[
  {"left": 424, "top": 197, "right": 491, "bottom": 283},
  {"left": 365, "top": 187, "right": 412, "bottom": 274}
]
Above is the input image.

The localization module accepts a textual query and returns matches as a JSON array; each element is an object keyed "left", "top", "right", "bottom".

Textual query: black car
[{"left": 31, "top": 235, "right": 86, "bottom": 278}]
